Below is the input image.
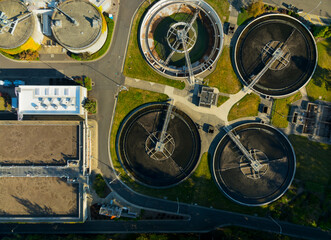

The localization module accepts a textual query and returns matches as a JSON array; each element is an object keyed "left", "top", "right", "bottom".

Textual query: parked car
[
  {"left": 283, "top": 2, "right": 303, "bottom": 13},
  {"left": 13, "top": 80, "right": 25, "bottom": 86},
  {"left": 293, "top": 7, "right": 303, "bottom": 13},
  {"left": 3, "top": 80, "right": 13, "bottom": 87}
]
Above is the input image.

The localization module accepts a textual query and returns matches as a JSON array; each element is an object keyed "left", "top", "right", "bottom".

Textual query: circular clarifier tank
[
  {"left": 0, "top": 0, "right": 34, "bottom": 49},
  {"left": 51, "top": 0, "right": 105, "bottom": 53},
  {"left": 234, "top": 14, "right": 317, "bottom": 97},
  {"left": 139, "top": 0, "right": 223, "bottom": 79},
  {"left": 117, "top": 103, "right": 201, "bottom": 188},
  {"left": 212, "top": 123, "right": 296, "bottom": 206}
]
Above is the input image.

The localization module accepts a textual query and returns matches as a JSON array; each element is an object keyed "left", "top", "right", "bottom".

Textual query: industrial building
[
  {"left": 0, "top": 121, "right": 89, "bottom": 222},
  {"left": 15, "top": 85, "right": 87, "bottom": 120},
  {"left": 292, "top": 101, "right": 331, "bottom": 143}
]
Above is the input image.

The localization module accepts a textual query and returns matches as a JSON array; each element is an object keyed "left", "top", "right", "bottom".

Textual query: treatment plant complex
[{"left": 0, "top": 0, "right": 330, "bottom": 239}]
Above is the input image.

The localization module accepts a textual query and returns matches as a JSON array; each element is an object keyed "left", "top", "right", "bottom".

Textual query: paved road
[
  {"left": 0, "top": 0, "right": 330, "bottom": 239},
  {"left": 0, "top": 198, "right": 330, "bottom": 240},
  {"left": 236, "top": 0, "right": 331, "bottom": 18}
]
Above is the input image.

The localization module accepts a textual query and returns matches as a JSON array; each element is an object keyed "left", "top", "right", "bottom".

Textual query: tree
[
  {"left": 92, "top": 174, "right": 106, "bottom": 198},
  {"left": 247, "top": 0, "right": 266, "bottom": 18},
  {"left": 136, "top": 234, "right": 168, "bottom": 240},
  {"left": 84, "top": 98, "right": 97, "bottom": 114},
  {"left": 312, "top": 25, "right": 331, "bottom": 38},
  {"left": 84, "top": 77, "right": 93, "bottom": 91}
]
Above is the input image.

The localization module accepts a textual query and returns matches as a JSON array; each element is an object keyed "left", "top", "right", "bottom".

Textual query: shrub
[
  {"left": 74, "top": 76, "right": 93, "bottom": 91},
  {"left": 84, "top": 77, "right": 92, "bottom": 91},
  {"left": 312, "top": 25, "right": 331, "bottom": 38},
  {"left": 18, "top": 49, "right": 39, "bottom": 60},
  {"left": 93, "top": 174, "right": 107, "bottom": 198},
  {"left": 84, "top": 98, "right": 97, "bottom": 114}
]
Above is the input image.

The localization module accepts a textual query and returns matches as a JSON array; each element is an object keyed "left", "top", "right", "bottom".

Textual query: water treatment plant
[
  {"left": 0, "top": 0, "right": 330, "bottom": 237},
  {"left": 139, "top": 0, "right": 224, "bottom": 84}
]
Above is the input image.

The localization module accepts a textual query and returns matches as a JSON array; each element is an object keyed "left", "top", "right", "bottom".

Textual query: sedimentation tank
[
  {"left": 213, "top": 122, "right": 296, "bottom": 206},
  {"left": 117, "top": 103, "right": 201, "bottom": 188},
  {"left": 139, "top": 0, "right": 224, "bottom": 81},
  {"left": 234, "top": 14, "right": 317, "bottom": 97},
  {"left": 51, "top": 0, "right": 107, "bottom": 54}
]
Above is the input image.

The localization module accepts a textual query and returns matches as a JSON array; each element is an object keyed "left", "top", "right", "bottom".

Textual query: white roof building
[{"left": 16, "top": 85, "right": 87, "bottom": 119}]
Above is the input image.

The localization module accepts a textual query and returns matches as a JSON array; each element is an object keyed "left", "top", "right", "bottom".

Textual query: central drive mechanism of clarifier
[
  {"left": 166, "top": 22, "right": 197, "bottom": 54},
  {"left": 239, "top": 149, "right": 269, "bottom": 179},
  {"left": 261, "top": 41, "right": 291, "bottom": 71},
  {"left": 145, "top": 131, "right": 175, "bottom": 161}
]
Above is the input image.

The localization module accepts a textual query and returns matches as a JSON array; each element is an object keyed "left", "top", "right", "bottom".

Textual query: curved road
[{"left": 0, "top": 0, "right": 330, "bottom": 239}]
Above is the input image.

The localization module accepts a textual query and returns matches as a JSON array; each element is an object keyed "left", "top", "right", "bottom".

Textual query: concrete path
[
  {"left": 0, "top": 165, "right": 80, "bottom": 178},
  {"left": 299, "top": 86, "right": 309, "bottom": 101},
  {"left": 125, "top": 77, "right": 249, "bottom": 125}
]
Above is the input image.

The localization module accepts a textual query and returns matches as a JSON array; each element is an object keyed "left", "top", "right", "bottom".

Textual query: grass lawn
[
  {"left": 271, "top": 92, "right": 302, "bottom": 128},
  {"left": 316, "top": 39, "right": 331, "bottom": 69},
  {"left": 290, "top": 135, "right": 330, "bottom": 192},
  {"left": 217, "top": 95, "right": 229, "bottom": 107},
  {"left": 268, "top": 135, "right": 331, "bottom": 229},
  {"left": 110, "top": 87, "right": 169, "bottom": 174},
  {"left": 93, "top": 174, "right": 108, "bottom": 198},
  {"left": 306, "top": 39, "right": 331, "bottom": 102},
  {"left": 206, "top": 0, "right": 230, "bottom": 22},
  {"left": 306, "top": 79, "right": 331, "bottom": 102},
  {"left": 228, "top": 93, "right": 260, "bottom": 121},
  {"left": 205, "top": 47, "right": 242, "bottom": 94},
  {"left": 115, "top": 152, "right": 262, "bottom": 215},
  {"left": 123, "top": 1, "right": 185, "bottom": 90},
  {"left": 0, "top": 97, "right": 11, "bottom": 111},
  {"left": 237, "top": 9, "right": 251, "bottom": 25},
  {"left": 70, "top": 15, "right": 115, "bottom": 61}
]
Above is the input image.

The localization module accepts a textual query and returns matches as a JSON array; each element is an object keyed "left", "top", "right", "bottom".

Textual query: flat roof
[
  {"left": 0, "top": 177, "right": 78, "bottom": 217},
  {"left": 17, "top": 85, "right": 87, "bottom": 116},
  {"left": 0, "top": 0, "right": 34, "bottom": 49},
  {"left": 0, "top": 123, "right": 79, "bottom": 165},
  {"left": 51, "top": 0, "right": 102, "bottom": 50}
]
